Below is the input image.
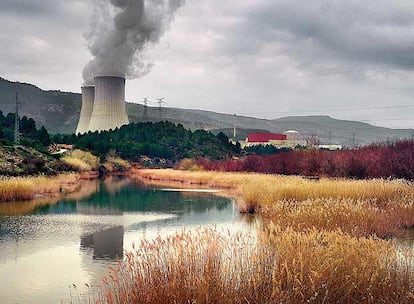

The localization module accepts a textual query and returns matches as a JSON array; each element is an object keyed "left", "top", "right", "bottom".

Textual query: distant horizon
[{"left": 1, "top": 75, "right": 412, "bottom": 131}]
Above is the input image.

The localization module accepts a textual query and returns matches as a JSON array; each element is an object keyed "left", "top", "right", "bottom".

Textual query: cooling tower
[
  {"left": 87, "top": 76, "right": 129, "bottom": 132},
  {"left": 76, "top": 86, "right": 95, "bottom": 135}
]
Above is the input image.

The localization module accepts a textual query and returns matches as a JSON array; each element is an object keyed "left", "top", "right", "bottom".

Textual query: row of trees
[
  {"left": 53, "top": 122, "right": 240, "bottom": 161},
  {"left": 189, "top": 140, "right": 414, "bottom": 180}
]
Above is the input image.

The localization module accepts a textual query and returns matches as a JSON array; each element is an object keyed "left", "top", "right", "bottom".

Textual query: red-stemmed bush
[{"left": 192, "top": 140, "right": 414, "bottom": 180}]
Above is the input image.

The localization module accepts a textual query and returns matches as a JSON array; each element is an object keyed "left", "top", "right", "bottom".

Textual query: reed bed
[
  {"left": 262, "top": 199, "right": 414, "bottom": 238},
  {"left": 0, "top": 173, "right": 79, "bottom": 202},
  {"left": 89, "top": 227, "right": 414, "bottom": 304}
]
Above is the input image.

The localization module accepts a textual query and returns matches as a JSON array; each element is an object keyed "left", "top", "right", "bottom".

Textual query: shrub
[
  {"left": 175, "top": 158, "right": 202, "bottom": 171},
  {"left": 61, "top": 150, "right": 99, "bottom": 172},
  {"left": 189, "top": 140, "right": 414, "bottom": 180}
]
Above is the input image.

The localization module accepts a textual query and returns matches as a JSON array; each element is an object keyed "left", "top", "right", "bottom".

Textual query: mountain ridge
[{"left": 0, "top": 77, "right": 412, "bottom": 146}]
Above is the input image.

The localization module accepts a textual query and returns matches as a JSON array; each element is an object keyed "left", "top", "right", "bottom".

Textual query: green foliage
[
  {"left": 0, "top": 110, "right": 51, "bottom": 148},
  {"left": 53, "top": 122, "right": 239, "bottom": 162},
  {"left": 244, "top": 144, "right": 292, "bottom": 155}
]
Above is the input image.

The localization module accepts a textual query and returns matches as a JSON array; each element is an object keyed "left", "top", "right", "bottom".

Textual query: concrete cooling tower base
[{"left": 87, "top": 76, "right": 129, "bottom": 132}]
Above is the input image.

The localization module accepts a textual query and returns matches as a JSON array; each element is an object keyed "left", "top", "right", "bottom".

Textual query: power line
[
  {"left": 236, "top": 104, "right": 414, "bottom": 116},
  {"left": 361, "top": 118, "right": 414, "bottom": 122},
  {"left": 272, "top": 61, "right": 414, "bottom": 80}
]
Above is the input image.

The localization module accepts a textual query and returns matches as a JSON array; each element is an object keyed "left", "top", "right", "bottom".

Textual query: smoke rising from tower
[{"left": 82, "top": 0, "right": 184, "bottom": 84}]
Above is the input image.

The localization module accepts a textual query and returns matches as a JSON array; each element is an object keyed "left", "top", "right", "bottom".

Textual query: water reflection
[
  {"left": 0, "top": 176, "right": 246, "bottom": 304},
  {"left": 81, "top": 226, "right": 124, "bottom": 260}
]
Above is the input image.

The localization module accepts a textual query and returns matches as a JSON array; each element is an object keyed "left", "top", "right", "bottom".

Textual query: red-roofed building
[
  {"left": 239, "top": 131, "right": 306, "bottom": 149},
  {"left": 247, "top": 133, "right": 287, "bottom": 142}
]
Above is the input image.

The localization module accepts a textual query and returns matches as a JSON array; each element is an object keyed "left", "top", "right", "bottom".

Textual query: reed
[
  {"left": 262, "top": 199, "right": 414, "bottom": 238},
  {"left": 0, "top": 173, "right": 79, "bottom": 202},
  {"left": 90, "top": 227, "right": 414, "bottom": 304},
  {"left": 0, "top": 176, "right": 33, "bottom": 201}
]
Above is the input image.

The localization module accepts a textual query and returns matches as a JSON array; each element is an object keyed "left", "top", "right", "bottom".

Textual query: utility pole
[
  {"left": 142, "top": 97, "right": 150, "bottom": 121},
  {"left": 14, "top": 93, "right": 20, "bottom": 146},
  {"left": 156, "top": 97, "right": 165, "bottom": 120},
  {"left": 233, "top": 114, "right": 237, "bottom": 139},
  {"left": 352, "top": 132, "right": 356, "bottom": 148}
]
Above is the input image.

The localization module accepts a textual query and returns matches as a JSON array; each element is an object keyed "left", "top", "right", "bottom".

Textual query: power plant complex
[{"left": 76, "top": 76, "right": 129, "bottom": 134}]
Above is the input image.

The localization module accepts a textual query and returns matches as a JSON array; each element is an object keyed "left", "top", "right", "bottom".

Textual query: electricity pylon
[
  {"left": 156, "top": 97, "right": 165, "bottom": 120},
  {"left": 142, "top": 97, "right": 150, "bottom": 121},
  {"left": 14, "top": 93, "right": 20, "bottom": 146}
]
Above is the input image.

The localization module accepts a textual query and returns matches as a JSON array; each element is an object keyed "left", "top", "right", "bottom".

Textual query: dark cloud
[
  {"left": 2, "top": 0, "right": 414, "bottom": 128},
  {"left": 216, "top": 1, "right": 414, "bottom": 71}
]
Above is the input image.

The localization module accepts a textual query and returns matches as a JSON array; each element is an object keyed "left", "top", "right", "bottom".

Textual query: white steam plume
[{"left": 82, "top": 0, "right": 184, "bottom": 84}]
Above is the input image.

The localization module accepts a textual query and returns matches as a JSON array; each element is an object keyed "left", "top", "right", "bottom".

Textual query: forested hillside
[{"left": 53, "top": 121, "right": 240, "bottom": 162}]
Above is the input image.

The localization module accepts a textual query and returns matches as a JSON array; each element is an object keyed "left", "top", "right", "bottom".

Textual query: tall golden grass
[
  {"left": 262, "top": 199, "right": 414, "bottom": 238},
  {"left": 0, "top": 174, "right": 79, "bottom": 202},
  {"left": 90, "top": 227, "right": 413, "bottom": 304}
]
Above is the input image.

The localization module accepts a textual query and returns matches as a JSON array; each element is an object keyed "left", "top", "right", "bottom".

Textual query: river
[{"left": 0, "top": 176, "right": 254, "bottom": 304}]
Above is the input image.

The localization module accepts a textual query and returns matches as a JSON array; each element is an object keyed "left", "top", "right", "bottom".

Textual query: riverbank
[
  {"left": 134, "top": 169, "right": 414, "bottom": 238},
  {"left": 0, "top": 173, "right": 81, "bottom": 202}
]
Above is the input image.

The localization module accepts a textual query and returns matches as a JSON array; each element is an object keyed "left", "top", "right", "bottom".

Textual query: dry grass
[
  {"left": 262, "top": 199, "right": 414, "bottom": 238},
  {"left": 62, "top": 149, "right": 99, "bottom": 172},
  {"left": 104, "top": 156, "right": 131, "bottom": 172},
  {"left": 89, "top": 227, "right": 413, "bottom": 304},
  {"left": 0, "top": 173, "right": 79, "bottom": 202}
]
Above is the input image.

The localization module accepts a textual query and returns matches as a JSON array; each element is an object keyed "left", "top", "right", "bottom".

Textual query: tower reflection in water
[{"left": 80, "top": 226, "right": 124, "bottom": 260}]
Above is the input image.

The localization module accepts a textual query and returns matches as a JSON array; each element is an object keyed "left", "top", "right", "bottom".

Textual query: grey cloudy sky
[{"left": 2, "top": 0, "right": 414, "bottom": 128}]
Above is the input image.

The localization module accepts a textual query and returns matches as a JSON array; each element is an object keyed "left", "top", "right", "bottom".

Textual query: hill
[
  {"left": 1, "top": 77, "right": 412, "bottom": 146},
  {"left": 53, "top": 121, "right": 240, "bottom": 163}
]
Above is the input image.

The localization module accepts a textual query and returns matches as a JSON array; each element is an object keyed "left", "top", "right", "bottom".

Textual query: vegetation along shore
[{"left": 78, "top": 168, "right": 414, "bottom": 303}]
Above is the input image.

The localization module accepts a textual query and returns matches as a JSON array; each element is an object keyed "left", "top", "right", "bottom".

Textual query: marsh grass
[
  {"left": 0, "top": 173, "right": 78, "bottom": 202},
  {"left": 262, "top": 199, "right": 414, "bottom": 238},
  {"left": 90, "top": 227, "right": 414, "bottom": 304}
]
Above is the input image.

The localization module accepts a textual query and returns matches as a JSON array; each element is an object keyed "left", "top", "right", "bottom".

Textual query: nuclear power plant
[{"left": 76, "top": 76, "right": 129, "bottom": 134}]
